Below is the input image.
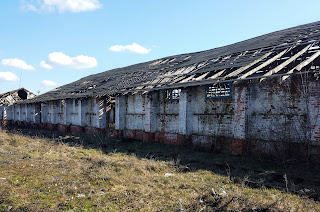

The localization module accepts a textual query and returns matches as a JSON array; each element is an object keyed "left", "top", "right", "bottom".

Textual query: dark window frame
[
  {"left": 206, "top": 82, "right": 232, "bottom": 98},
  {"left": 165, "top": 88, "right": 181, "bottom": 101}
]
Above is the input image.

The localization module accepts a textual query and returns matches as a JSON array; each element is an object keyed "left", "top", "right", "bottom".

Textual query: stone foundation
[
  {"left": 47, "top": 123, "right": 58, "bottom": 131},
  {"left": 70, "top": 125, "right": 85, "bottom": 133},
  {"left": 85, "top": 126, "right": 105, "bottom": 135},
  {"left": 57, "top": 124, "right": 70, "bottom": 132},
  {"left": 1, "top": 120, "right": 12, "bottom": 125}
]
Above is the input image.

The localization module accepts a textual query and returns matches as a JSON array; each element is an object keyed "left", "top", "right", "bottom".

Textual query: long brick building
[{"left": 1, "top": 21, "right": 320, "bottom": 160}]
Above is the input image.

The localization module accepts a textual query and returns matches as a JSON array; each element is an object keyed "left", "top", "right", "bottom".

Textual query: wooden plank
[
  {"left": 237, "top": 48, "right": 290, "bottom": 80},
  {"left": 168, "top": 76, "right": 186, "bottom": 85},
  {"left": 224, "top": 51, "right": 272, "bottom": 78},
  {"left": 282, "top": 50, "right": 320, "bottom": 81},
  {"left": 208, "top": 69, "right": 225, "bottom": 79},
  {"left": 194, "top": 72, "right": 210, "bottom": 81},
  {"left": 262, "top": 44, "right": 313, "bottom": 80},
  {"left": 134, "top": 86, "right": 144, "bottom": 90},
  {"left": 178, "top": 74, "right": 196, "bottom": 83}
]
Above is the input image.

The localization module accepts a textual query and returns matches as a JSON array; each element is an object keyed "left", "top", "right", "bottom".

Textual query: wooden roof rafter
[
  {"left": 19, "top": 21, "right": 320, "bottom": 103},
  {"left": 260, "top": 43, "right": 314, "bottom": 81}
]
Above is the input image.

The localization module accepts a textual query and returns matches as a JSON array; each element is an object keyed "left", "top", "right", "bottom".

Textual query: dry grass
[{"left": 0, "top": 128, "right": 319, "bottom": 211}]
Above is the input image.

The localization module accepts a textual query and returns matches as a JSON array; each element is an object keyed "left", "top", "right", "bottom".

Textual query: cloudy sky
[{"left": 1, "top": 0, "right": 320, "bottom": 94}]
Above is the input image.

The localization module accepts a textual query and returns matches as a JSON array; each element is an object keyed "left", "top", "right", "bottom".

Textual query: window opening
[
  {"left": 166, "top": 88, "right": 181, "bottom": 100},
  {"left": 206, "top": 82, "right": 232, "bottom": 98}
]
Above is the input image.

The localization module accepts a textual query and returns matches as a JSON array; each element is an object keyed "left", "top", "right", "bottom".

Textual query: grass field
[{"left": 0, "top": 126, "right": 320, "bottom": 211}]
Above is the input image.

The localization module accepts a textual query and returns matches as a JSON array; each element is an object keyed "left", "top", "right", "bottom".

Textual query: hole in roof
[{"left": 17, "top": 89, "right": 28, "bottom": 100}]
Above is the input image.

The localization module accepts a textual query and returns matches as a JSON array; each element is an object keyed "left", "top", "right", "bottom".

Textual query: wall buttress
[{"left": 115, "top": 95, "right": 127, "bottom": 131}]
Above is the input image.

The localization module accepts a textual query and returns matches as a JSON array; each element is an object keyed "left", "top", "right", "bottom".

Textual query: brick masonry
[{"left": 1, "top": 75, "right": 319, "bottom": 161}]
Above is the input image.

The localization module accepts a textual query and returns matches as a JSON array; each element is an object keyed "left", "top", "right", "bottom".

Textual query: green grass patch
[{"left": 0, "top": 127, "right": 319, "bottom": 211}]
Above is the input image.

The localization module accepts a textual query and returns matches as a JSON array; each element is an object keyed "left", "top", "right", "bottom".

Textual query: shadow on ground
[{"left": 3, "top": 125, "right": 320, "bottom": 201}]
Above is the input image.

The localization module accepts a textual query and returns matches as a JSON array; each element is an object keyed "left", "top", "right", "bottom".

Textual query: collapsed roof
[
  {"left": 26, "top": 21, "right": 320, "bottom": 103},
  {"left": 0, "top": 88, "right": 36, "bottom": 106}
]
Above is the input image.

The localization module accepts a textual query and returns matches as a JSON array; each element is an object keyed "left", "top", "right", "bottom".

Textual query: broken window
[
  {"left": 206, "top": 82, "right": 232, "bottom": 98},
  {"left": 165, "top": 88, "right": 181, "bottom": 100}
]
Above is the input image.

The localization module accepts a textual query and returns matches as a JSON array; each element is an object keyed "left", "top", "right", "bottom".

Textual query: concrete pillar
[
  {"left": 68, "top": 99, "right": 84, "bottom": 133},
  {"left": 80, "top": 98, "right": 87, "bottom": 127},
  {"left": 56, "top": 99, "right": 69, "bottom": 132},
  {"left": 88, "top": 98, "right": 98, "bottom": 128},
  {"left": 41, "top": 103, "right": 48, "bottom": 124},
  {"left": 6, "top": 106, "right": 11, "bottom": 121},
  {"left": 308, "top": 81, "right": 320, "bottom": 143},
  {"left": 105, "top": 96, "right": 112, "bottom": 132},
  {"left": 115, "top": 95, "right": 127, "bottom": 131},
  {"left": 57, "top": 100, "right": 67, "bottom": 125},
  {"left": 19, "top": 104, "right": 23, "bottom": 121},
  {"left": 46, "top": 101, "right": 58, "bottom": 130},
  {"left": 66, "top": 99, "right": 73, "bottom": 125},
  {"left": 94, "top": 99, "right": 100, "bottom": 128},
  {"left": 34, "top": 104, "right": 41, "bottom": 124},
  {"left": 48, "top": 102, "right": 53, "bottom": 123},
  {"left": 10, "top": 105, "right": 14, "bottom": 121},
  {"left": 15, "top": 104, "right": 20, "bottom": 121},
  {"left": 6, "top": 105, "right": 12, "bottom": 120},
  {"left": 71, "top": 99, "right": 81, "bottom": 126},
  {"left": 178, "top": 89, "right": 193, "bottom": 135},
  {"left": 0, "top": 105, "right": 3, "bottom": 120},
  {"left": 230, "top": 86, "right": 248, "bottom": 155},
  {"left": 0, "top": 105, "right": 13, "bottom": 123},
  {"left": 110, "top": 105, "right": 115, "bottom": 123},
  {"left": 26, "top": 104, "right": 33, "bottom": 122},
  {"left": 12, "top": 105, "right": 15, "bottom": 121},
  {"left": 97, "top": 98, "right": 106, "bottom": 129},
  {"left": 144, "top": 91, "right": 160, "bottom": 133},
  {"left": 143, "top": 92, "right": 160, "bottom": 142},
  {"left": 231, "top": 86, "right": 248, "bottom": 140},
  {"left": 49, "top": 101, "right": 58, "bottom": 124},
  {"left": 21, "top": 104, "right": 27, "bottom": 121}
]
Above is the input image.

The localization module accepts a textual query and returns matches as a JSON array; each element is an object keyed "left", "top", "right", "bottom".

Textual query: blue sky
[{"left": 1, "top": 0, "right": 320, "bottom": 94}]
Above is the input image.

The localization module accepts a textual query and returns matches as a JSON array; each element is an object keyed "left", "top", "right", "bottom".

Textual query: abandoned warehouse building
[{"left": 1, "top": 21, "right": 320, "bottom": 160}]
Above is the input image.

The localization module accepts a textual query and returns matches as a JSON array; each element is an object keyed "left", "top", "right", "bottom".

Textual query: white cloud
[
  {"left": 1, "top": 58, "right": 35, "bottom": 70},
  {"left": 21, "top": 0, "right": 102, "bottom": 13},
  {"left": 109, "top": 43, "right": 151, "bottom": 54},
  {"left": 41, "top": 52, "right": 98, "bottom": 69},
  {"left": 40, "top": 60, "right": 53, "bottom": 69},
  {"left": 40, "top": 80, "right": 57, "bottom": 86},
  {"left": 22, "top": 3, "right": 38, "bottom": 12},
  {"left": 0, "top": 72, "right": 19, "bottom": 82}
]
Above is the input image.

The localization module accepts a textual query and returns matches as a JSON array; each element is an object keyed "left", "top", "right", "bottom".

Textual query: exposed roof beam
[
  {"left": 125, "top": 69, "right": 320, "bottom": 94},
  {"left": 282, "top": 50, "right": 320, "bottom": 81},
  {"left": 224, "top": 51, "right": 272, "bottom": 78},
  {"left": 208, "top": 69, "right": 225, "bottom": 79},
  {"left": 194, "top": 72, "right": 210, "bottom": 81},
  {"left": 237, "top": 48, "right": 290, "bottom": 80},
  {"left": 134, "top": 86, "right": 144, "bottom": 90},
  {"left": 161, "top": 77, "right": 172, "bottom": 83},
  {"left": 169, "top": 76, "right": 186, "bottom": 85},
  {"left": 178, "top": 74, "right": 196, "bottom": 83},
  {"left": 261, "top": 44, "right": 313, "bottom": 81},
  {"left": 19, "top": 22, "right": 320, "bottom": 103}
]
